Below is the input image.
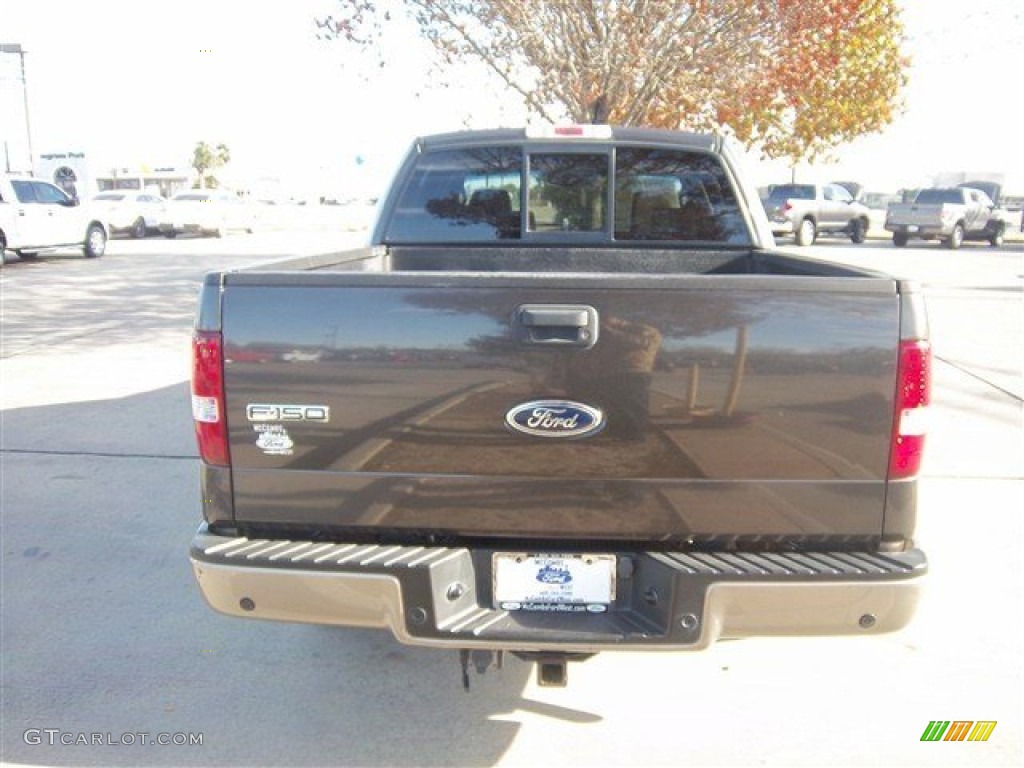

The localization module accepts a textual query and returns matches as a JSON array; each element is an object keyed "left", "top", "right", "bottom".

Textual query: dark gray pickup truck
[{"left": 189, "top": 127, "right": 929, "bottom": 687}]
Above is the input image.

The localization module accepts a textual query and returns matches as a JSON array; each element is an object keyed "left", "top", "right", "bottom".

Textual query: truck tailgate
[
  {"left": 887, "top": 203, "right": 944, "bottom": 228},
  {"left": 220, "top": 272, "right": 900, "bottom": 544}
]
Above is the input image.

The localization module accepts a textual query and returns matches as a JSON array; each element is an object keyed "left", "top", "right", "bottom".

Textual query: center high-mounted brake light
[
  {"left": 525, "top": 125, "right": 613, "bottom": 139},
  {"left": 889, "top": 339, "right": 931, "bottom": 479},
  {"left": 191, "top": 330, "right": 230, "bottom": 466}
]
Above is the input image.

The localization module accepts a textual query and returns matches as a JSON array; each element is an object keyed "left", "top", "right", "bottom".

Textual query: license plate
[
  {"left": 907, "top": 225, "right": 918, "bottom": 233},
  {"left": 492, "top": 553, "right": 615, "bottom": 613}
]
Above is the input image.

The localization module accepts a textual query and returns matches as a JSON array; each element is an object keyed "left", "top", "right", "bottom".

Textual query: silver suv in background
[{"left": 762, "top": 183, "right": 871, "bottom": 246}]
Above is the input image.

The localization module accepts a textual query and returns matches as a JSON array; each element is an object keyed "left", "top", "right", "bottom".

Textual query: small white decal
[{"left": 254, "top": 424, "right": 294, "bottom": 455}]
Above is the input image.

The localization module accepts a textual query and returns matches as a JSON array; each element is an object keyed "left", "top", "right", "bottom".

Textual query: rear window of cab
[{"left": 384, "top": 146, "right": 751, "bottom": 245}]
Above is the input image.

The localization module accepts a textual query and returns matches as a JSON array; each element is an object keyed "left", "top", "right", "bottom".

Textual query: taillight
[
  {"left": 889, "top": 339, "right": 930, "bottom": 479},
  {"left": 191, "top": 330, "right": 230, "bottom": 466},
  {"left": 782, "top": 201, "right": 793, "bottom": 213}
]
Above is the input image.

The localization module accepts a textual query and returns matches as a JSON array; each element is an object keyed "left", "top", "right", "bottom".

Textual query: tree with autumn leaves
[{"left": 317, "top": 0, "right": 907, "bottom": 164}]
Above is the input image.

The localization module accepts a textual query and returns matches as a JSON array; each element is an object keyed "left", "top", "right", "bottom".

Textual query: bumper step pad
[{"left": 191, "top": 528, "right": 926, "bottom": 650}]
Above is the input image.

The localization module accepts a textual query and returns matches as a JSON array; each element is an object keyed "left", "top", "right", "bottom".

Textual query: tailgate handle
[{"left": 515, "top": 304, "right": 598, "bottom": 347}]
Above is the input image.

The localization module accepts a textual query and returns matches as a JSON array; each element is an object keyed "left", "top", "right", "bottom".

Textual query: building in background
[
  {"left": 94, "top": 165, "right": 191, "bottom": 198},
  {"left": 31, "top": 151, "right": 193, "bottom": 201},
  {"left": 34, "top": 150, "right": 91, "bottom": 200}
]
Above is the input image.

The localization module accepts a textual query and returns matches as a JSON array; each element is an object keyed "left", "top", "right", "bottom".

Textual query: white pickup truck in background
[
  {"left": 0, "top": 174, "right": 108, "bottom": 262},
  {"left": 884, "top": 186, "right": 1005, "bottom": 249}
]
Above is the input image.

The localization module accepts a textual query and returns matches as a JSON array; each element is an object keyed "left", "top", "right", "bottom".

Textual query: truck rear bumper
[
  {"left": 191, "top": 527, "right": 926, "bottom": 652},
  {"left": 885, "top": 224, "right": 947, "bottom": 238}
]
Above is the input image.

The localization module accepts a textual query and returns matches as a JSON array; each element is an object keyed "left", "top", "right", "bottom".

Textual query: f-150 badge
[
  {"left": 505, "top": 400, "right": 604, "bottom": 438},
  {"left": 247, "top": 404, "right": 329, "bottom": 422}
]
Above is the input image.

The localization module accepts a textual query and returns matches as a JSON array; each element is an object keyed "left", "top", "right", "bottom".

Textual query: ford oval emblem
[
  {"left": 537, "top": 564, "right": 573, "bottom": 584},
  {"left": 505, "top": 400, "right": 604, "bottom": 439}
]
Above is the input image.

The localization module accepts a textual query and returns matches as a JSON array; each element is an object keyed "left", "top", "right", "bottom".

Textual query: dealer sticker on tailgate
[{"left": 493, "top": 553, "right": 615, "bottom": 613}]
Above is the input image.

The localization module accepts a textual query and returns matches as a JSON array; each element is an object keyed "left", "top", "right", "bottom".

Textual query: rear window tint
[
  {"left": 614, "top": 148, "right": 750, "bottom": 243},
  {"left": 386, "top": 148, "right": 522, "bottom": 242},
  {"left": 528, "top": 153, "right": 608, "bottom": 234},
  {"left": 385, "top": 144, "right": 749, "bottom": 244},
  {"left": 915, "top": 189, "right": 964, "bottom": 205},
  {"left": 766, "top": 184, "right": 815, "bottom": 201}
]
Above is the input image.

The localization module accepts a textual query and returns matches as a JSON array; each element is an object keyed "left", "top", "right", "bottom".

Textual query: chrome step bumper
[{"left": 190, "top": 526, "right": 926, "bottom": 652}]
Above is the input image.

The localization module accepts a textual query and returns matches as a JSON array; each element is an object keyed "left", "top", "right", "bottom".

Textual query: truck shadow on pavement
[{"left": 1, "top": 383, "right": 597, "bottom": 767}]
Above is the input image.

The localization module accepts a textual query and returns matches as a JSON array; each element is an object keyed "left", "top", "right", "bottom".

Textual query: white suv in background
[
  {"left": 92, "top": 189, "right": 166, "bottom": 239},
  {"left": 0, "top": 174, "right": 108, "bottom": 262}
]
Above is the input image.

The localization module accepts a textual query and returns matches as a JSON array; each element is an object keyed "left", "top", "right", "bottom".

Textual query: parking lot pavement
[{"left": 1, "top": 235, "right": 1021, "bottom": 766}]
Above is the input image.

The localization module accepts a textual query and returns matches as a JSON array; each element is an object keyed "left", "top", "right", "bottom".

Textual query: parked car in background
[
  {"left": 92, "top": 190, "right": 166, "bottom": 238},
  {"left": 862, "top": 192, "right": 901, "bottom": 211},
  {"left": 885, "top": 187, "right": 1005, "bottom": 248},
  {"left": 0, "top": 174, "right": 108, "bottom": 262},
  {"left": 761, "top": 182, "right": 871, "bottom": 246},
  {"left": 158, "top": 189, "right": 257, "bottom": 238},
  {"left": 833, "top": 181, "right": 865, "bottom": 202}
]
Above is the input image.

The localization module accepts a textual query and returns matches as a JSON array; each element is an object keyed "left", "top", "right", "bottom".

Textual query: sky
[{"left": 1, "top": 0, "right": 1022, "bottom": 198}]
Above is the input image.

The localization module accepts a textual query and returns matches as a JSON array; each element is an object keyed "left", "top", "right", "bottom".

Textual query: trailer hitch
[
  {"left": 458, "top": 650, "right": 595, "bottom": 690},
  {"left": 513, "top": 652, "right": 595, "bottom": 688}
]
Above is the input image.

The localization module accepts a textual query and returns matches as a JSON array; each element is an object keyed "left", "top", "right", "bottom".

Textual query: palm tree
[{"left": 192, "top": 142, "right": 230, "bottom": 189}]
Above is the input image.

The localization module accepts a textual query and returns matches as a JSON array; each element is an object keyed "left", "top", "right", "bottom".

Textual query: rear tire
[
  {"left": 946, "top": 223, "right": 964, "bottom": 250},
  {"left": 989, "top": 225, "right": 1004, "bottom": 247},
  {"left": 131, "top": 217, "right": 147, "bottom": 239},
  {"left": 795, "top": 218, "right": 816, "bottom": 246},
  {"left": 849, "top": 218, "right": 867, "bottom": 244},
  {"left": 84, "top": 224, "right": 107, "bottom": 258},
  {"left": 893, "top": 233, "right": 909, "bottom": 247},
  {"left": 163, "top": 231, "right": 178, "bottom": 239},
  {"left": 0, "top": 232, "right": 8, "bottom": 263}
]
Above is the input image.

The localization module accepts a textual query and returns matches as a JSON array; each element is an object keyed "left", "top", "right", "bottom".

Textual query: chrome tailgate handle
[{"left": 514, "top": 304, "right": 599, "bottom": 347}]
